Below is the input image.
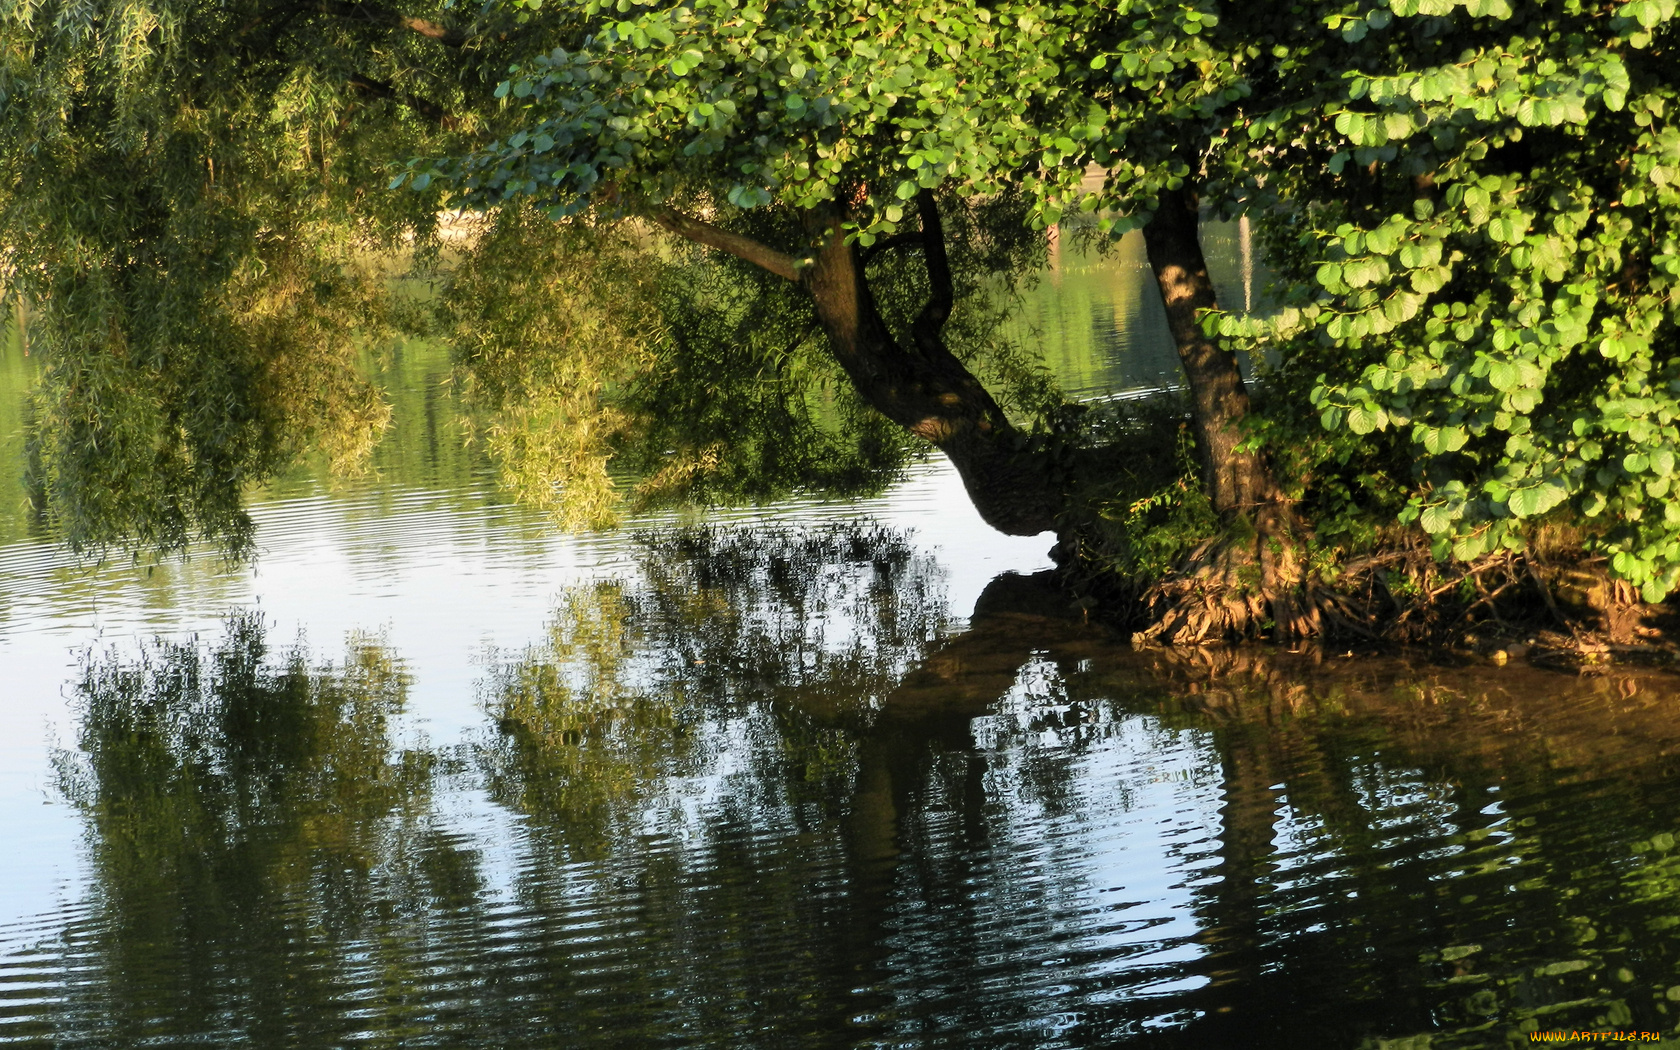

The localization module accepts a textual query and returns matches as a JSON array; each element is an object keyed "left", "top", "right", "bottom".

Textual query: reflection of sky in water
[
  {"left": 952, "top": 683, "right": 1225, "bottom": 1040},
  {"left": 0, "top": 458, "right": 1055, "bottom": 948}
]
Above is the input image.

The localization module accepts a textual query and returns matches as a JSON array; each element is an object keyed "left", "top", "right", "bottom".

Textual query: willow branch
[{"left": 345, "top": 75, "right": 459, "bottom": 129}]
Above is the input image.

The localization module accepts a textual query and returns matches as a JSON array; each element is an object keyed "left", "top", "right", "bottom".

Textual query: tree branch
[
  {"left": 309, "top": 1, "right": 471, "bottom": 46},
  {"left": 912, "top": 189, "right": 953, "bottom": 351},
  {"left": 646, "top": 207, "right": 799, "bottom": 281},
  {"left": 400, "top": 16, "right": 468, "bottom": 45},
  {"left": 859, "top": 229, "right": 922, "bottom": 264},
  {"left": 345, "top": 75, "right": 459, "bottom": 129}
]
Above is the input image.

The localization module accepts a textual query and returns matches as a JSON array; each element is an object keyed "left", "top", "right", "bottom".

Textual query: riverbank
[
  {"left": 1064, "top": 540, "right": 1680, "bottom": 670},
  {"left": 1051, "top": 391, "right": 1680, "bottom": 665}
]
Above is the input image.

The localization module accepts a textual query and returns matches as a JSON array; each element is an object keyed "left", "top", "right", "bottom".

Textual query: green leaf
[
  {"left": 1508, "top": 482, "right": 1567, "bottom": 518},
  {"left": 1347, "top": 403, "right": 1382, "bottom": 434},
  {"left": 1423, "top": 425, "right": 1468, "bottom": 453}
]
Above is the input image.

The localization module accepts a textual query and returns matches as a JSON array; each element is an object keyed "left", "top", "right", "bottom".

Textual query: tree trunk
[
  {"left": 1140, "top": 186, "right": 1321, "bottom": 642},
  {"left": 800, "top": 210, "right": 1059, "bottom": 536},
  {"left": 1141, "top": 186, "right": 1269, "bottom": 515}
]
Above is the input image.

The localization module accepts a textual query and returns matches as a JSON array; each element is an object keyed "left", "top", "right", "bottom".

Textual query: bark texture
[
  {"left": 643, "top": 199, "right": 1060, "bottom": 535},
  {"left": 800, "top": 208, "right": 1060, "bottom": 536},
  {"left": 1138, "top": 186, "right": 1321, "bottom": 643},
  {"left": 1141, "top": 187, "right": 1267, "bottom": 515}
]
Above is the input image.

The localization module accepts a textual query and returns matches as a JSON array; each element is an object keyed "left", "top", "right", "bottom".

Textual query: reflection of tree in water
[
  {"left": 1097, "top": 649, "right": 1680, "bottom": 1048},
  {"left": 50, "top": 611, "right": 463, "bottom": 1045},
  {"left": 41, "top": 533, "right": 1680, "bottom": 1049},
  {"left": 464, "top": 525, "right": 964, "bottom": 1043},
  {"left": 477, "top": 523, "right": 956, "bottom": 853}
]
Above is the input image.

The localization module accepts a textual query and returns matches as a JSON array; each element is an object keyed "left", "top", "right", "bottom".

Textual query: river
[{"left": 2, "top": 232, "right": 1677, "bottom": 1049}]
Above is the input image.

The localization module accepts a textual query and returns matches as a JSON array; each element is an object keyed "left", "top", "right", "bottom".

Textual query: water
[{"left": 4, "top": 234, "right": 1679, "bottom": 1049}]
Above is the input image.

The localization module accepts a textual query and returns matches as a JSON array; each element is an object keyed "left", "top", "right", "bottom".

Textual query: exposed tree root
[
  {"left": 1312, "top": 542, "right": 1672, "bottom": 656},
  {"left": 1130, "top": 536, "right": 1268, "bottom": 647},
  {"left": 1127, "top": 503, "right": 1321, "bottom": 648},
  {"left": 1072, "top": 521, "right": 1678, "bottom": 664}
]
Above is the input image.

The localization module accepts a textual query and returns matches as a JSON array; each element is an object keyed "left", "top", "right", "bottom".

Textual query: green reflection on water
[
  {"left": 261, "top": 335, "right": 496, "bottom": 505},
  {"left": 24, "top": 526, "right": 1680, "bottom": 1048},
  {"left": 0, "top": 324, "right": 40, "bottom": 548},
  {"left": 1005, "top": 223, "right": 1267, "bottom": 401},
  {"left": 49, "top": 613, "right": 443, "bottom": 1046}
]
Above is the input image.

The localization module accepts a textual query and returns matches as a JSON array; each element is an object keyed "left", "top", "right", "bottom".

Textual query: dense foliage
[
  {"left": 8, "top": 0, "right": 1680, "bottom": 608},
  {"left": 1076, "top": 0, "right": 1680, "bottom": 601},
  {"left": 0, "top": 0, "right": 490, "bottom": 552},
  {"left": 0, "top": 0, "right": 1050, "bottom": 549},
  {"left": 422, "top": 0, "right": 1102, "bottom": 233},
  {"left": 432, "top": 0, "right": 1680, "bottom": 600},
  {"left": 1238, "top": 1, "right": 1680, "bottom": 603}
]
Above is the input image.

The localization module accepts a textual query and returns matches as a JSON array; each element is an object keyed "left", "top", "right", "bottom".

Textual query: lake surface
[{"left": 4, "top": 234, "right": 1680, "bottom": 1049}]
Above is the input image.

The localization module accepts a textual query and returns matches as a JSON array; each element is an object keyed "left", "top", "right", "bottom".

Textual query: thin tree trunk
[
  {"left": 1141, "top": 186, "right": 1268, "bottom": 515},
  {"left": 1141, "top": 186, "right": 1321, "bottom": 641}
]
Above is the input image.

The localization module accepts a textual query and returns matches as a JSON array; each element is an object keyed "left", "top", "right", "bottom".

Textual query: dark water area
[{"left": 3, "top": 231, "right": 1680, "bottom": 1048}]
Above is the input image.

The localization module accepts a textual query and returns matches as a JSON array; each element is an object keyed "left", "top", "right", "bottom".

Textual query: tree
[
  {"left": 1219, "top": 0, "right": 1680, "bottom": 606},
  {"left": 0, "top": 0, "right": 508, "bottom": 553},
  {"left": 417, "top": 0, "right": 1112, "bottom": 535},
  {"left": 0, "top": 0, "right": 1056, "bottom": 550},
  {"left": 413, "top": 0, "right": 1327, "bottom": 634},
  {"left": 9, "top": 0, "right": 1680, "bottom": 640},
  {"left": 423, "top": 0, "right": 1680, "bottom": 630}
]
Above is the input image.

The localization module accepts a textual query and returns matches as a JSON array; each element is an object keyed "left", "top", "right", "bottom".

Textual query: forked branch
[{"left": 912, "top": 189, "right": 954, "bottom": 352}]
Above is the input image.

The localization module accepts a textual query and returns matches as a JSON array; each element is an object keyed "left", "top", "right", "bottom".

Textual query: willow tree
[{"left": 0, "top": 0, "right": 515, "bottom": 553}]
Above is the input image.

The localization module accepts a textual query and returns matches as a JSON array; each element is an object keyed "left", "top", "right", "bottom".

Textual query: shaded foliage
[{"left": 0, "top": 0, "right": 513, "bottom": 552}]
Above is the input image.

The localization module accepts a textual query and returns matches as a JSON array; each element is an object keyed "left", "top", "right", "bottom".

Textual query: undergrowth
[{"left": 1062, "top": 392, "right": 1219, "bottom": 585}]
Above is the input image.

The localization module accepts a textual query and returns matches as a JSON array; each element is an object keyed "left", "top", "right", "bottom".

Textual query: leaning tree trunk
[
  {"left": 648, "top": 196, "right": 1065, "bottom": 536},
  {"left": 799, "top": 201, "right": 1062, "bottom": 536},
  {"left": 1137, "top": 186, "right": 1320, "bottom": 643}
]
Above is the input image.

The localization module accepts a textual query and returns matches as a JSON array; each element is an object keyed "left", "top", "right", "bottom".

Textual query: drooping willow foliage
[
  {"left": 0, "top": 0, "right": 485, "bottom": 553},
  {"left": 0, "top": 0, "right": 1055, "bottom": 555}
]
